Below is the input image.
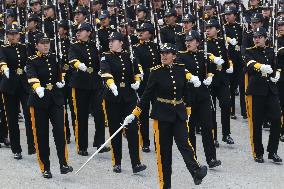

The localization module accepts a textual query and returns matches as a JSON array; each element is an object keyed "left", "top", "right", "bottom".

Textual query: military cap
[
  {"left": 261, "top": 3, "right": 271, "bottom": 10},
  {"left": 30, "top": 0, "right": 41, "bottom": 5},
  {"left": 6, "top": 9, "right": 16, "bottom": 18},
  {"left": 44, "top": 3, "right": 55, "bottom": 10},
  {"left": 136, "top": 23, "right": 154, "bottom": 34},
  {"left": 165, "top": 9, "right": 177, "bottom": 17},
  {"left": 6, "top": 24, "right": 20, "bottom": 34},
  {"left": 253, "top": 27, "right": 267, "bottom": 38},
  {"left": 160, "top": 43, "right": 176, "bottom": 53},
  {"left": 277, "top": 16, "right": 284, "bottom": 26},
  {"left": 204, "top": 2, "right": 215, "bottom": 10},
  {"left": 280, "top": 0, "right": 284, "bottom": 4},
  {"left": 35, "top": 33, "right": 50, "bottom": 44},
  {"left": 137, "top": 4, "right": 148, "bottom": 12},
  {"left": 27, "top": 14, "right": 40, "bottom": 22},
  {"left": 277, "top": 7, "right": 284, "bottom": 15},
  {"left": 205, "top": 19, "right": 220, "bottom": 28},
  {"left": 76, "top": 22, "right": 93, "bottom": 32},
  {"left": 224, "top": 6, "right": 238, "bottom": 15},
  {"left": 185, "top": 30, "right": 201, "bottom": 41},
  {"left": 58, "top": 20, "right": 69, "bottom": 30},
  {"left": 99, "top": 10, "right": 110, "bottom": 20},
  {"left": 74, "top": 6, "right": 89, "bottom": 16},
  {"left": 250, "top": 13, "right": 263, "bottom": 23},
  {"left": 108, "top": 32, "right": 124, "bottom": 41},
  {"left": 182, "top": 14, "right": 195, "bottom": 23},
  {"left": 224, "top": 0, "right": 238, "bottom": 4}
]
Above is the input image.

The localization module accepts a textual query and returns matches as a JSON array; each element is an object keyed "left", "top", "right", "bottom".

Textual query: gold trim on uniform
[
  {"left": 71, "top": 88, "right": 80, "bottom": 152},
  {"left": 86, "top": 67, "right": 94, "bottom": 74},
  {"left": 156, "top": 97, "right": 183, "bottom": 106},
  {"left": 46, "top": 83, "right": 53, "bottom": 90},
  {"left": 16, "top": 68, "right": 23, "bottom": 75}
]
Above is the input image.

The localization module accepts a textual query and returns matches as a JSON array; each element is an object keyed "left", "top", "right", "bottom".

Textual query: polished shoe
[
  {"left": 60, "top": 165, "right": 73, "bottom": 174},
  {"left": 196, "top": 127, "right": 201, "bottom": 134},
  {"left": 133, "top": 164, "right": 147, "bottom": 173},
  {"left": 222, "top": 135, "right": 234, "bottom": 144},
  {"left": 18, "top": 114, "right": 24, "bottom": 122},
  {"left": 214, "top": 140, "right": 219, "bottom": 148},
  {"left": 234, "top": 89, "right": 239, "bottom": 96},
  {"left": 42, "top": 170, "right": 52, "bottom": 179},
  {"left": 98, "top": 146, "right": 111, "bottom": 153},
  {"left": 208, "top": 159, "right": 222, "bottom": 168},
  {"left": 67, "top": 137, "right": 71, "bottom": 144},
  {"left": 78, "top": 150, "right": 89, "bottom": 156},
  {"left": 230, "top": 114, "right": 237, "bottom": 120},
  {"left": 193, "top": 166, "right": 207, "bottom": 185},
  {"left": 254, "top": 155, "right": 264, "bottom": 163},
  {"left": 280, "top": 135, "right": 284, "bottom": 142},
  {"left": 263, "top": 122, "right": 271, "bottom": 129},
  {"left": 3, "top": 138, "right": 10, "bottom": 147},
  {"left": 14, "top": 153, "right": 22, "bottom": 160},
  {"left": 113, "top": 165, "right": 122, "bottom": 173},
  {"left": 142, "top": 146, "right": 150, "bottom": 153},
  {"left": 28, "top": 147, "right": 36, "bottom": 155},
  {"left": 268, "top": 153, "right": 282, "bottom": 163}
]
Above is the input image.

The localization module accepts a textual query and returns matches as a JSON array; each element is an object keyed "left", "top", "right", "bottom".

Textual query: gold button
[{"left": 173, "top": 81, "right": 175, "bottom": 83}]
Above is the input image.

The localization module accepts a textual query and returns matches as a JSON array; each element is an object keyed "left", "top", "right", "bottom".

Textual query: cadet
[
  {"left": 124, "top": 43, "right": 208, "bottom": 188},
  {"left": 244, "top": 27, "right": 282, "bottom": 163},
  {"left": 0, "top": 24, "right": 35, "bottom": 159},
  {"left": 176, "top": 30, "right": 222, "bottom": 169},
  {"left": 26, "top": 33, "right": 73, "bottom": 178},
  {"left": 100, "top": 32, "right": 146, "bottom": 173},
  {"left": 68, "top": 22, "right": 110, "bottom": 156}
]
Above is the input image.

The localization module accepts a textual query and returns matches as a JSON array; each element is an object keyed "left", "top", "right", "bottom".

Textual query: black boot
[
  {"left": 142, "top": 146, "right": 150, "bottom": 153},
  {"left": 78, "top": 150, "right": 89, "bottom": 156},
  {"left": 222, "top": 135, "right": 234, "bottom": 144},
  {"left": 254, "top": 155, "right": 264, "bottom": 163},
  {"left": 14, "top": 153, "right": 22, "bottom": 160},
  {"left": 268, "top": 153, "right": 282, "bottom": 163},
  {"left": 98, "top": 146, "right": 111, "bottom": 153},
  {"left": 42, "top": 170, "right": 52, "bottom": 179},
  {"left": 193, "top": 166, "right": 208, "bottom": 185},
  {"left": 60, "top": 165, "right": 73, "bottom": 174},
  {"left": 113, "top": 165, "right": 122, "bottom": 173},
  {"left": 133, "top": 164, "right": 147, "bottom": 173},
  {"left": 208, "top": 159, "right": 222, "bottom": 168},
  {"left": 28, "top": 146, "right": 36, "bottom": 155}
]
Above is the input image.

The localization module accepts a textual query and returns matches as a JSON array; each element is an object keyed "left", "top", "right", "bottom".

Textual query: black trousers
[
  {"left": 153, "top": 119, "right": 200, "bottom": 189},
  {"left": 0, "top": 95, "right": 8, "bottom": 142},
  {"left": 72, "top": 88, "right": 105, "bottom": 151},
  {"left": 62, "top": 86, "right": 75, "bottom": 140},
  {"left": 138, "top": 89, "right": 150, "bottom": 147},
  {"left": 247, "top": 93, "right": 281, "bottom": 158},
  {"left": 211, "top": 84, "right": 231, "bottom": 140},
  {"left": 239, "top": 70, "right": 247, "bottom": 117},
  {"left": 30, "top": 104, "right": 68, "bottom": 172},
  {"left": 189, "top": 93, "right": 216, "bottom": 164},
  {"left": 3, "top": 89, "right": 34, "bottom": 154},
  {"left": 105, "top": 99, "right": 141, "bottom": 167},
  {"left": 277, "top": 82, "right": 284, "bottom": 135}
]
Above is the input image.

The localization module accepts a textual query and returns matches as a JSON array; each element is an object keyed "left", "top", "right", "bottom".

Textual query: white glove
[
  {"left": 228, "top": 38, "right": 237, "bottom": 46},
  {"left": 131, "top": 81, "right": 140, "bottom": 90},
  {"left": 189, "top": 75, "right": 201, "bottom": 87},
  {"left": 109, "top": 83, "right": 118, "bottom": 96},
  {"left": 56, "top": 80, "right": 65, "bottom": 88},
  {"left": 158, "top": 19, "right": 164, "bottom": 26},
  {"left": 203, "top": 76, "right": 213, "bottom": 86},
  {"left": 123, "top": 114, "right": 135, "bottom": 126},
  {"left": 3, "top": 67, "right": 9, "bottom": 79},
  {"left": 35, "top": 87, "right": 45, "bottom": 98},
  {"left": 270, "top": 71, "right": 280, "bottom": 83},
  {"left": 78, "top": 63, "right": 87, "bottom": 72},
  {"left": 260, "top": 64, "right": 273, "bottom": 75},
  {"left": 226, "top": 66, "right": 233, "bottom": 74},
  {"left": 213, "top": 57, "right": 224, "bottom": 66}
]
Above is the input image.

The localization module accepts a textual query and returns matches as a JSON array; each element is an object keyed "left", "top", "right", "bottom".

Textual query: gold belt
[
  {"left": 86, "top": 67, "right": 94, "bottom": 74},
  {"left": 45, "top": 83, "right": 54, "bottom": 90},
  {"left": 16, "top": 68, "right": 23, "bottom": 75},
  {"left": 157, "top": 97, "right": 183, "bottom": 106}
]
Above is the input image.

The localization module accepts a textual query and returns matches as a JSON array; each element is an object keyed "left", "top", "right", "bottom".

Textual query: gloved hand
[
  {"left": 203, "top": 76, "right": 213, "bottom": 86},
  {"left": 131, "top": 81, "right": 140, "bottom": 90},
  {"left": 56, "top": 80, "right": 65, "bottom": 88},
  {"left": 260, "top": 64, "right": 273, "bottom": 75},
  {"left": 270, "top": 71, "right": 280, "bottom": 83},
  {"left": 3, "top": 67, "right": 9, "bottom": 79},
  {"left": 213, "top": 57, "right": 224, "bottom": 66},
  {"left": 189, "top": 75, "right": 201, "bottom": 87},
  {"left": 228, "top": 37, "right": 237, "bottom": 46},
  {"left": 109, "top": 83, "right": 118, "bottom": 96},
  {"left": 123, "top": 114, "right": 135, "bottom": 125},
  {"left": 78, "top": 63, "right": 87, "bottom": 72},
  {"left": 35, "top": 87, "right": 45, "bottom": 98},
  {"left": 226, "top": 66, "right": 233, "bottom": 74},
  {"left": 158, "top": 19, "right": 164, "bottom": 26}
]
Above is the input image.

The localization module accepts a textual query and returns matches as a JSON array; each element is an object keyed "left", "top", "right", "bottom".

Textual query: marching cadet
[
  {"left": 276, "top": 17, "right": 284, "bottom": 142},
  {"left": 203, "top": 2, "right": 217, "bottom": 22},
  {"left": 126, "top": 0, "right": 140, "bottom": 21},
  {"left": 58, "top": 0, "right": 73, "bottom": 21},
  {"left": 136, "top": 4, "right": 150, "bottom": 26},
  {"left": 133, "top": 23, "right": 160, "bottom": 152},
  {"left": 244, "top": 27, "right": 282, "bottom": 163},
  {"left": 244, "top": 0, "right": 262, "bottom": 25},
  {"left": 176, "top": 14, "right": 196, "bottom": 51},
  {"left": 160, "top": 9, "right": 182, "bottom": 45},
  {"left": 16, "top": 0, "right": 28, "bottom": 26},
  {"left": 205, "top": 19, "right": 234, "bottom": 147},
  {"left": 98, "top": 10, "right": 117, "bottom": 53},
  {"left": 176, "top": 30, "right": 222, "bottom": 169},
  {"left": 0, "top": 24, "right": 36, "bottom": 159},
  {"left": 224, "top": 6, "right": 245, "bottom": 119},
  {"left": 68, "top": 22, "right": 110, "bottom": 156},
  {"left": 26, "top": 33, "right": 73, "bottom": 178},
  {"left": 100, "top": 32, "right": 147, "bottom": 173},
  {"left": 26, "top": 14, "right": 42, "bottom": 56},
  {"left": 261, "top": 3, "right": 272, "bottom": 31},
  {"left": 124, "top": 43, "right": 208, "bottom": 188},
  {"left": 72, "top": 6, "right": 89, "bottom": 38}
]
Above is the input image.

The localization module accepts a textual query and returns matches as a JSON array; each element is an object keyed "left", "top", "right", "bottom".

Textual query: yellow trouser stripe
[
  {"left": 63, "top": 107, "right": 69, "bottom": 162},
  {"left": 30, "top": 107, "right": 45, "bottom": 172},
  {"left": 138, "top": 120, "right": 142, "bottom": 161},
  {"left": 104, "top": 101, "right": 115, "bottom": 166},
  {"left": 102, "top": 99, "right": 108, "bottom": 127},
  {"left": 71, "top": 88, "right": 79, "bottom": 152},
  {"left": 153, "top": 120, "right": 164, "bottom": 189},
  {"left": 246, "top": 95, "right": 256, "bottom": 158},
  {"left": 185, "top": 119, "right": 199, "bottom": 166},
  {"left": 1, "top": 94, "right": 8, "bottom": 132}
]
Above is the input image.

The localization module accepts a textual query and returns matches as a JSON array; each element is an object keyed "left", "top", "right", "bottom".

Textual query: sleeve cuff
[
  {"left": 186, "top": 107, "right": 191, "bottom": 116},
  {"left": 186, "top": 72, "right": 192, "bottom": 80},
  {"left": 32, "top": 83, "right": 41, "bottom": 90},
  {"left": 134, "top": 74, "right": 141, "bottom": 82},
  {"left": 209, "top": 54, "right": 215, "bottom": 61},
  {"left": 207, "top": 73, "right": 214, "bottom": 77},
  {"left": 106, "top": 79, "right": 114, "bottom": 87},
  {"left": 132, "top": 106, "right": 142, "bottom": 117}
]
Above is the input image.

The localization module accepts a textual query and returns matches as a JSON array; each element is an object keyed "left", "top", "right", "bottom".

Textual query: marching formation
[{"left": 0, "top": 0, "right": 284, "bottom": 188}]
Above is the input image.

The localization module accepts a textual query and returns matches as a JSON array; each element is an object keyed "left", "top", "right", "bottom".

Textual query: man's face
[
  {"left": 205, "top": 8, "right": 215, "bottom": 16},
  {"left": 7, "top": 33, "right": 20, "bottom": 44},
  {"left": 36, "top": 42, "right": 50, "bottom": 54},
  {"left": 58, "top": 27, "right": 67, "bottom": 36},
  {"left": 108, "top": 6, "right": 115, "bottom": 15}
]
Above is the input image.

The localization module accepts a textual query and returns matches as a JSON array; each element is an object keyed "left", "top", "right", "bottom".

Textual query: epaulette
[
  {"left": 102, "top": 51, "right": 112, "bottom": 55},
  {"left": 150, "top": 65, "right": 162, "bottom": 71},
  {"left": 176, "top": 32, "right": 185, "bottom": 35},
  {"left": 28, "top": 55, "right": 38, "bottom": 60},
  {"left": 246, "top": 46, "right": 257, "bottom": 50},
  {"left": 177, "top": 50, "right": 188, "bottom": 54},
  {"left": 176, "top": 63, "right": 185, "bottom": 66},
  {"left": 133, "top": 43, "right": 141, "bottom": 48}
]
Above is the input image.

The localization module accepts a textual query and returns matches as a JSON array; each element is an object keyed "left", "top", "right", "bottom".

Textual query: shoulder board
[
  {"left": 133, "top": 43, "right": 140, "bottom": 48},
  {"left": 176, "top": 32, "right": 185, "bottom": 35},
  {"left": 150, "top": 65, "right": 162, "bottom": 71},
  {"left": 102, "top": 51, "right": 112, "bottom": 55},
  {"left": 177, "top": 50, "right": 188, "bottom": 54},
  {"left": 246, "top": 46, "right": 256, "bottom": 50},
  {"left": 176, "top": 63, "right": 185, "bottom": 66},
  {"left": 28, "top": 55, "right": 38, "bottom": 60}
]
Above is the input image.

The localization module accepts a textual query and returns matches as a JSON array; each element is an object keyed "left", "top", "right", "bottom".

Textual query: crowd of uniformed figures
[{"left": 0, "top": 0, "right": 284, "bottom": 188}]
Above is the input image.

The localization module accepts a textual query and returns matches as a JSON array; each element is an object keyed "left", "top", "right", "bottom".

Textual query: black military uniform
[
  {"left": 68, "top": 23, "right": 108, "bottom": 156},
  {"left": 0, "top": 25, "right": 35, "bottom": 159},
  {"left": 134, "top": 23, "right": 160, "bottom": 152},
  {"left": 205, "top": 19, "right": 234, "bottom": 146},
  {"left": 176, "top": 31, "right": 221, "bottom": 169},
  {"left": 244, "top": 27, "right": 282, "bottom": 163},
  {"left": 26, "top": 33, "right": 73, "bottom": 178},
  {"left": 130, "top": 43, "right": 207, "bottom": 188},
  {"left": 26, "top": 14, "right": 42, "bottom": 56},
  {"left": 100, "top": 32, "right": 146, "bottom": 173}
]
